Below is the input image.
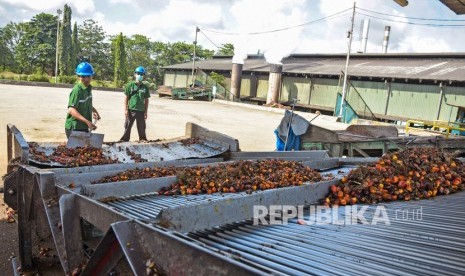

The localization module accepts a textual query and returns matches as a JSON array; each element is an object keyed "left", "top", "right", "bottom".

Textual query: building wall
[
  {"left": 222, "top": 76, "right": 232, "bottom": 91},
  {"left": 163, "top": 71, "right": 194, "bottom": 87},
  {"left": 440, "top": 86, "right": 465, "bottom": 122},
  {"left": 387, "top": 83, "right": 440, "bottom": 121},
  {"left": 309, "top": 78, "right": 339, "bottom": 108},
  {"left": 165, "top": 69, "right": 465, "bottom": 122},
  {"left": 281, "top": 77, "right": 311, "bottom": 104},
  {"left": 347, "top": 80, "right": 389, "bottom": 115},
  {"left": 256, "top": 75, "right": 269, "bottom": 98},
  {"left": 164, "top": 72, "right": 176, "bottom": 86},
  {"left": 240, "top": 75, "right": 252, "bottom": 97}
]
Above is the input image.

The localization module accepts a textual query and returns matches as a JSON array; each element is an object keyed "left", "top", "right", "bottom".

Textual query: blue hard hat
[
  {"left": 134, "top": 66, "right": 146, "bottom": 74},
  {"left": 76, "top": 62, "right": 94, "bottom": 76}
]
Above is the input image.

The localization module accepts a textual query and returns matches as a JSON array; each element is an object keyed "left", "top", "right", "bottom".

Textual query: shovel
[{"left": 66, "top": 119, "right": 104, "bottom": 149}]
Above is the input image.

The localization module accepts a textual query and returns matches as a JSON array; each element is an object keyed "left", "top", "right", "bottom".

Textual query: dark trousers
[
  {"left": 120, "top": 110, "right": 147, "bottom": 141},
  {"left": 65, "top": 128, "right": 88, "bottom": 138}
]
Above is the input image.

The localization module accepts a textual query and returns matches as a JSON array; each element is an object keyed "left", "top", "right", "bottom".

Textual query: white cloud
[
  {"left": 223, "top": 0, "right": 309, "bottom": 63},
  {"left": 97, "top": 0, "right": 222, "bottom": 42},
  {"left": 0, "top": 0, "right": 63, "bottom": 11},
  {"left": 68, "top": 0, "right": 95, "bottom": 15},
  {"left": 396, "top": 36, "right": 452, "bottom": 53},
  {"left": 0, "top": 0, "right": 94, "bottom": 15},
  {"left": 108, "top": 0, "right": 132, "bottom": 4},
  {"left": 1, "top": 0, "right": 464, "bottom": 55}
]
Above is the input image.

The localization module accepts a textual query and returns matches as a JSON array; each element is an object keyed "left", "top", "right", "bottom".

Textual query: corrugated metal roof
[
  {"left": 165, "top": 53, "right": 465, "bottom": 82},
  {"left": 440, "top": 0, "right": 465, "bottom": 14}
]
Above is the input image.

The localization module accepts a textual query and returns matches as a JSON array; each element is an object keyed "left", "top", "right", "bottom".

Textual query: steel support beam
[
  {"left": 154, "top": 179, "right": 339, "bottom": 233},
  {"left": 80, "top": 176, "right": 177, "bottom": 200},
  {"left": 230, "top": 150, "right": 329, "bottom": 160},
  {"left": 35, "top": 171, "right": 69, "bottom": 273},
  {"left": 80, "top": 226, "right": 124, "bottom": 276},
  {"left": 17, "top": 166, "right": 39, "bottom": 271},
  {"left": 74, "top": 192, "right": 130, "bottom": 232},
  {"left": 82, "top": 220, "right": 264, "bottom": 276},
  {"left": 60, "top": 194, "right": 86, "bottom": 272}
]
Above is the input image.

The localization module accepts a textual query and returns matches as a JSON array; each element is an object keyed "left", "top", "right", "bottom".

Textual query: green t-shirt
[
  {"left": 65, "top": 83, "right": 93, "bottom": 130},
  {"left": 125, "top": 81, "right": 150, "bottom": 112}
]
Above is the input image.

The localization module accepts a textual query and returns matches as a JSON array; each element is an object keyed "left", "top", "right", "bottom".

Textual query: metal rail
[
  {"left": 6, "top": 124, "right": 29, "bottom": 172},
  {"left": 405, "top": 119, "right": 465, "bottom": 138}
]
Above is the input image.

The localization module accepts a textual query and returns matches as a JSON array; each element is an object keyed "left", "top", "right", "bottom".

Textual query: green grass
[{"left": 0, "top": 71, "right": 120, "bottom": 88}]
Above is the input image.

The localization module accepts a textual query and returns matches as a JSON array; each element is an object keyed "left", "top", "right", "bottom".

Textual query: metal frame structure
[{"left": 5, "top": 124, "right": 465, "bottom": 275}]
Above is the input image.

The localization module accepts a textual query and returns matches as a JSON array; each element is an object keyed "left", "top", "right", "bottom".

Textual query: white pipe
[
  {"left": 382, "top": 26, "right": 390, "bottom": 54},
  {"left": 359, "top": 19, "right": 370, "bottom": 53}
]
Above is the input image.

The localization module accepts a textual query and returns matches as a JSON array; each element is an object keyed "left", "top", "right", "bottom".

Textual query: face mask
[{"left": 135, "top": 75, "right": 144, "bottom": 82}]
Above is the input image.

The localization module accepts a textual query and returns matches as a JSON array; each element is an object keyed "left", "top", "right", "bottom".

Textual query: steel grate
[
  {"left": 105, "top": 192, "right": 246, "bottom": 220},
  {"left": 187, "top": 192, "right": 465, "bottom": 276}
]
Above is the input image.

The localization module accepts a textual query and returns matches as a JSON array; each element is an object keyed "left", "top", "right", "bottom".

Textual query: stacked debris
[
  {"left": 262, "top": 102, "right": 290, "bottom": 110},
  {"left": 324, "top": 147, "right": 465, "bottom": 206},
  {"left": 94, "top": 166, "right": 178, "bottom": 183},
  {"left": 180, "top": 137, "right": 203, "bottom": 146},
  {"left": 160, "top": 159, "right": 323, "bottom": 195},
  {"left": 93, "top": 159, "right": 325, "bottom": 195},
  {"left": 125, "top": 148, "right": 148, "bottom": 163},
  {"left": 29, "top": 143, "right": 119, "bottom": 167}
]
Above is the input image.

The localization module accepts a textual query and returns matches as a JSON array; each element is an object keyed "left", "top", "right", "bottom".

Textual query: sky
[{"left": 1, "top": 0, "right": 465, "bottom": 62}]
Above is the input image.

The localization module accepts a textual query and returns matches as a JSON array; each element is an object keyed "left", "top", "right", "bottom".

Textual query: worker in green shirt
[
  {"left": 65, "top": 62, "right": 101, "bottom": 138},
  {"left": 119, "top": 66, "right": 150, "bottom": 141}
]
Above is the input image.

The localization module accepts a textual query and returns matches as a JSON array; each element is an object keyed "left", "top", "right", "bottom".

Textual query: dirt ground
[{"left": 0, "top": 83, "right": 286, "bottom": 273}]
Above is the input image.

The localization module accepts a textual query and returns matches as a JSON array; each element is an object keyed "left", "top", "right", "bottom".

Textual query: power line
[
  {"left": 201, "top": 7, "right": 352, "bottom": 35},
  {"left": 356, "top": 11, "right": 465, "bottom": 27},
  {"left": 357, "top": 7, "right": 465, "bottom": 22},
  {"left": 199, "top": 30, "right": 221, "bottom": 49}
]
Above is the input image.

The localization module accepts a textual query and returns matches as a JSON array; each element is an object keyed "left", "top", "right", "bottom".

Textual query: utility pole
[
  {"left": 191, "top": 26, "right": 200, "bottom": 87},
  {"left": 55, "top": 9, "right": 62, "bottom": 84},
  {"left": 338, "top": 2, "right": 356, "bottom": 122}
]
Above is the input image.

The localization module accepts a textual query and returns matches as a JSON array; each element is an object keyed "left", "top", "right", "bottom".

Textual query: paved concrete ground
[
  {"left": 0, "top": 83, "right": 288, "bottom": 273},
  {"left": 0, "top": 83, "right": 289, "bottom": 176}
]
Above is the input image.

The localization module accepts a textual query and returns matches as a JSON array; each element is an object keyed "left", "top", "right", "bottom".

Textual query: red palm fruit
[
  {"left": 350, "top": 197, "right": 358, "bottom": 205},
  {"left": 398, "top": 181, "right": 407, "bottom": 189},
  {"left": 329, "top": 185, "right": 337, "bottom": 194}
]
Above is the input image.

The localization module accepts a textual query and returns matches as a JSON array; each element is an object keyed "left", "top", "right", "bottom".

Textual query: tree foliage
[
  {"left": 216, "top": 43, "right": 234, "bottom": 56},
  {"left": 151, "top": 41, "right": 214, "bottom": 84},
  {"left": 71, "top": 22, "right": 80, "bottom": 69},
  {"left": 3, "top": 21, "right": 26, "bottom": 72},
  {"left": 125, "top": 34, "right": 154, "bottom": 75},
  {"left": 113, "top": 32, "right": 127, "bottom": 86},
  {"left": 15, "top": 13, "right": 57, "bottom": 74},
  {"left": 0, "top": 8, "right": 225, "bottom": 83},
  {"left": 58, "top": 5, "right": 73, "bottom": 75},
  {"left": 78, "top": 19, "right": 111, "bottom": 79},
  {"left": 0, "top": 27, "right": 14, "bottom": 70}
]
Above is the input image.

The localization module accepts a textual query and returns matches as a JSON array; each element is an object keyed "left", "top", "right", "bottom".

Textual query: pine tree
[
  {"left": 114, "top": 32, "right": 127, "bottom": 87},
  {"left": 58, "top": 4, "right": 72, "bottom": 75},
  {"left": 70, "top": 22, "right": 80, "bottom": 70}
]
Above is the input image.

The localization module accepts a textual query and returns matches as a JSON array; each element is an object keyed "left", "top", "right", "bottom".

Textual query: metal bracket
[{"left": 82, "top": 220, "right": 262, "bottom": 275}]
